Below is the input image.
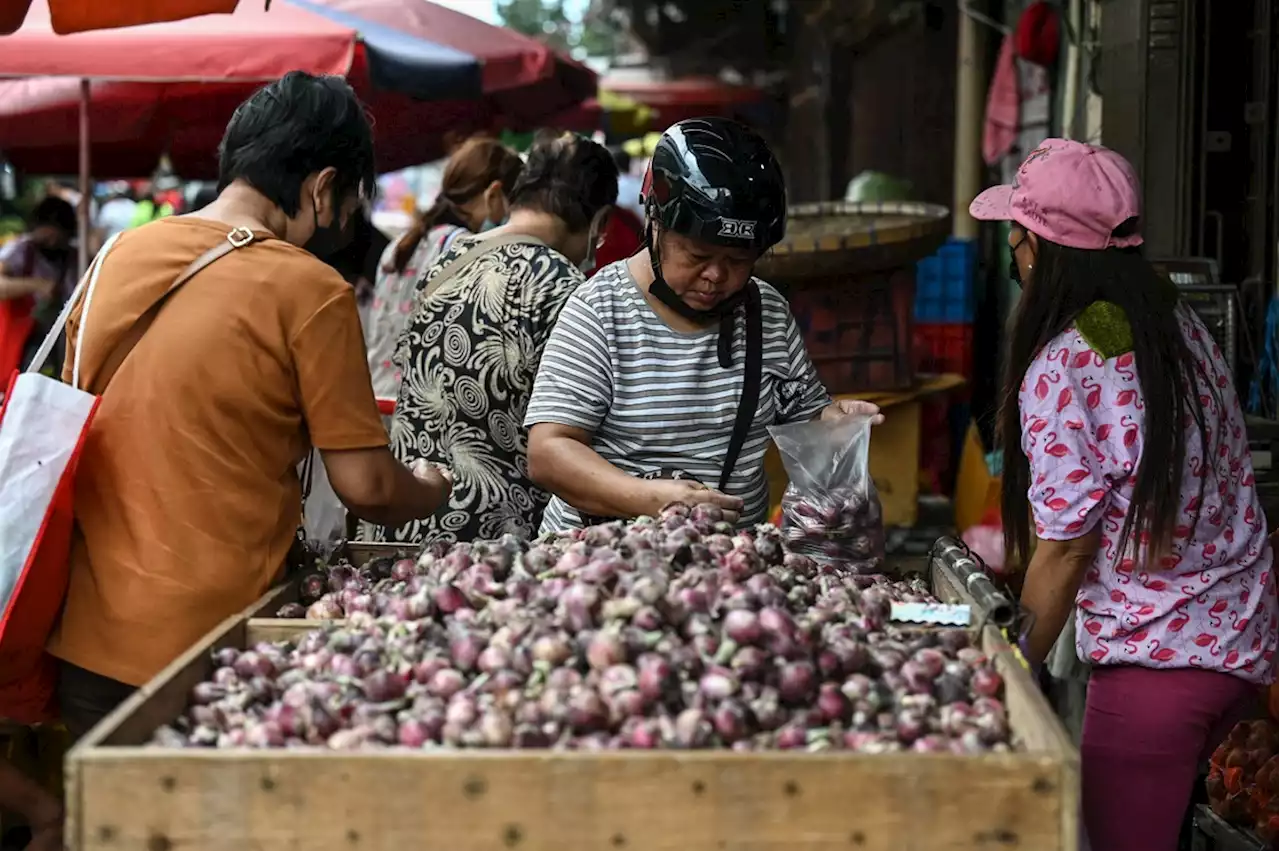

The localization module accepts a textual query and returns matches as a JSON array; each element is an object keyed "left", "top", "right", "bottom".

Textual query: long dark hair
[
  {"left": 998, "top": 219, "right": 1213, "bottom": 569},
  {"left": 388, "top": 136, "right": 523, "bottom": 274}
]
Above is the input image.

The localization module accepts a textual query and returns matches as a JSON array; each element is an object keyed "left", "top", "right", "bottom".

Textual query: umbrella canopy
[
  {"left": 601, "top": 74, "right": 764, "bottom": 125},
  {"left": 0, "top": 0, "right": 240, "bottom": 35},
  {"left": 0, "top": 0, "right": 596, "bottom": 176}
]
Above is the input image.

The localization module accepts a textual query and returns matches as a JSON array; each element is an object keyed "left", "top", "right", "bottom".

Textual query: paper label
[{"left": 890, "top": 602, "right": 972, "bottom": 627}]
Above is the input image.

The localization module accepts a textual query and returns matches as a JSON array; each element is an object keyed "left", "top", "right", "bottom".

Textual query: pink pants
[{"left": 1081, "top": 665, "right": 1257, "bottom": 851}]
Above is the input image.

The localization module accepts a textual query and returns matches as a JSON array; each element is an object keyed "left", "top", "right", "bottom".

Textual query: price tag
[{"left": 890, "top": 602, "right": 972, "bottom": 627}]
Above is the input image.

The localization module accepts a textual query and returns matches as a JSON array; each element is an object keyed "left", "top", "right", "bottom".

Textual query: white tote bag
[{"left": 0, "top": 233, "right": 119, "bottom": 722}]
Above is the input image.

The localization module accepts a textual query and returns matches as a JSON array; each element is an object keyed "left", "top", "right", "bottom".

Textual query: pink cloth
[
  {"left": 1020, "top": 305, "right": 1276, "bottom": 682},
  {"left": 1081, "top": 665, "right": 1256, "bottom": 851},
  {"left": 971, "top": 138, "right": 1144, "bottom": 251},
  {"left": 982, "top": 35, "right": 1020, "bottom": 167}
]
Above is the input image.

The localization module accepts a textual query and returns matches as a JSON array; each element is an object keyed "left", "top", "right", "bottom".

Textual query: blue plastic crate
[{"left": 914, "top": 237, "right": 977, "bottom": 322}]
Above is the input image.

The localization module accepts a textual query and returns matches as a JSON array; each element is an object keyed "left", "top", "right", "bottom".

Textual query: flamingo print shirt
[{"left": 1020, "top": 304, "right": 1276, "bottom": 682}]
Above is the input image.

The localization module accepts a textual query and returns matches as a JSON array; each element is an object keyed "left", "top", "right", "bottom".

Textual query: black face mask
[
  {"left": 1009, "top": 232, "right": 1030, "bottom": 287},
  {"left": 302, "top": 188, "right": 353, "bottom": 259},
  {"left": 37, "top": 244, "right": 70, "bottom": 265}
]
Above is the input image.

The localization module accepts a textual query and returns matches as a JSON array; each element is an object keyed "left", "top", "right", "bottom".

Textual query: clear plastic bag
[{"left": 769, "top": 413, "right": 885, "bottom": 573}]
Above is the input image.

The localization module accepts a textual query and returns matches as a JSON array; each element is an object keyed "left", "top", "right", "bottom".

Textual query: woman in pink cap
[{"left": 971, "top": 138, "right": 1276, "bottom": 850}]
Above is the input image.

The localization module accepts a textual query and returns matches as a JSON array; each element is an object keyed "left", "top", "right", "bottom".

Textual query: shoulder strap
[
  {"left": 718, "top": 282, "right": 763, "bottom": 492},
  {"left": 420, "top": 232, "right": 546, "bottom": 302},
  {"left": 86, "top": 226, "right": 262, "bottom": 393}
]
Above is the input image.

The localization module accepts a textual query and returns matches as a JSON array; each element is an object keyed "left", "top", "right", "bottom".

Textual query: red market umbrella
[
  {"left": 601, "top": 74, "right": 764, "bottom": 125},
  {"left": 0, "top": 0, "right": 596, "bottom": 174},
  {"left": 0, "top": 0, "right": 241, "bottom": 35},
  {"left": 0, "top": 0, "right": 595, "bottom": 272}
]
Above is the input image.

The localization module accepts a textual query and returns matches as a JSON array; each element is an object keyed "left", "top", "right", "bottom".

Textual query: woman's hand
[
  {"left": 648, "top": 478, "right": 743, "bottom": 524},
  {"left": 821, "top": 398, "right": 885, "bottom": 424}
]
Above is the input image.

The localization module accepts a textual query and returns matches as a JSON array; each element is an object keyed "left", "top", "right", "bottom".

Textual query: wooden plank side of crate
[
  {"left": 346, "top": 542, "right": 415, "bottom": 563},
  {"left": 247, "top": 580, "right": 299, "bottom": 617},
  {"left": 247, "top": 618, "right": 326, "bottom": 645},
  {"left": 71, "top": 749, "right": 1066, "bottom": 851},
  {"left": 981, "top": 625, "right": 1079, "bottom": 848}
]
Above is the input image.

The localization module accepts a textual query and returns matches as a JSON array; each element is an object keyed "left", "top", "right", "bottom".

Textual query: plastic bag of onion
[{"left": 769, "top": 414, "right": 885, "bottom": 573}]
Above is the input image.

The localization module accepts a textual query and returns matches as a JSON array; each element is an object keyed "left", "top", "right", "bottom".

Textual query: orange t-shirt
[{"left": 47, "top": 217, "right": 389, "bottom": 686}]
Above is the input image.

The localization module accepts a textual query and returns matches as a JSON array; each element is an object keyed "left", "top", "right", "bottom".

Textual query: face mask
[
  {"left": 477, "top": 216, "right": 506, "bottom": 234},
  {"left": 1008, "top": 232, "right": 1030, "bottom": 287},
  {"left": 302, "top": 187, "right": 352, "bottom": 259},
  {"left": 37, "top": 244, "right": 70, "bottom": 264}
]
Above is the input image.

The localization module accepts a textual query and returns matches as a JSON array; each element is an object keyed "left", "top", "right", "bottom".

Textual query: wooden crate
[{"left": 66, "top": 563, "right": 1078, "bottom": 851}]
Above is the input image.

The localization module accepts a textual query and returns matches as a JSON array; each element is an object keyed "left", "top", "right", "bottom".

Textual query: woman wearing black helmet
[{"left": 525, "top": 118, "right": 880, "bottom": 531}]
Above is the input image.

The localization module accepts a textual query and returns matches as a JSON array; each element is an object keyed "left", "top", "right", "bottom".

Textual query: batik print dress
[{"left": 373, "top": 234, "right": 586, "bottom": 545}]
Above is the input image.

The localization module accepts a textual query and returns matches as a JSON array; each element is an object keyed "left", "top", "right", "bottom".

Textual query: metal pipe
[
  {"left": 951, "top": 0, "right": 987, "bottom": 239},
  {"left": 930, "top": 536, "right": 1017, "bottom": 628}
]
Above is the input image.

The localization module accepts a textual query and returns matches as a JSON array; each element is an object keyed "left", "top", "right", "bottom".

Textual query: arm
[
  {"left": 528, "top": 422, "right": 671, "bottom": 518},
  {"left": 0, "top": 273, "right": 53, "bottom": 300},
  {"left": 1013, "top": 356, "right": 1126, "bottom": 666},
  {"left": 0, "top": 241, "right": 53, "bottom": 301},
  {"left": 321, "top": 447, "right": 450, "bottom": 528},
  {"left": 293, "top": 285, "right": 449, "bottom": 525},
  {"left": 770, "top": 298, "right": 838, "bottom": 424},
  {"left": 1019, "top": 529, "right": 1102, "bottom": 665},
  {"left": 524, "top": 294, "right": 742, "bottom": 521}
]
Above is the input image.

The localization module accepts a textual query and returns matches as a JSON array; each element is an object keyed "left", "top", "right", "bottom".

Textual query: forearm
[
  {"left": 324, "top": 447, "right": 447, "bottom": 529},
  {"left": 0, "top": 274, "right": 46, "bottom": 300},
  {"left": 1018, "top": 536, "right": 1096, "bottom": 665},
  {"left": 532, "top": 436, "right": 656, "bottom": 519},
  {"left": 345, "top": 464, "right": 443, "bottom": 528}
]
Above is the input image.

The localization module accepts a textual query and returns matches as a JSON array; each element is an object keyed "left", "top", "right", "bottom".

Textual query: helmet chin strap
[{"left": 644, "top": 217, "right": 745, "bottom": 368}]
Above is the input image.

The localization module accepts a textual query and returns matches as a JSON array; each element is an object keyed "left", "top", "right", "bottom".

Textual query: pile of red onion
[{"left": 152, "top": 504, "right": 1011, "bottom": 753}]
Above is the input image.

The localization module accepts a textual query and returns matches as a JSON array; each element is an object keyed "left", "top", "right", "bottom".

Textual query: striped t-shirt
[{"left": 524, "top": 259, "right": 830, "bottom": 532}]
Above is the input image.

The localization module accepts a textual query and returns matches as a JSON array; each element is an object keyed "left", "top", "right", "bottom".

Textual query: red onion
[
  {"left": 722, "top": 609, "right": 762, "bottom": 645},
  {"left": 157, "top": 504, "right": 1014, "bottom": 755},
  {"left": 777, "top": 661, "right": 816, "bottom": 705},
  {"left": 390, "top": 559, "right": 416, "bottom": 583},
  {"left": 970, "top": 667, "right": 1004, "bottom": 699}
]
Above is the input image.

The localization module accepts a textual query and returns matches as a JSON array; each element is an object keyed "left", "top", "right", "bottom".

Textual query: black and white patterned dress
[{"left": 373, "top": 234, "right": 586, "bottom": 545}]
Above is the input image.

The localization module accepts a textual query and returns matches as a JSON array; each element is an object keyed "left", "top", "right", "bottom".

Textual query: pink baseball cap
[{"left": 969, "top": 138, "right": 1144, "bottom": 250}]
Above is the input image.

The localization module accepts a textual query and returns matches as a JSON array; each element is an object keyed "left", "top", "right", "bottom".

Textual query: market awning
[
  {"left": 0, "top": 0, "right": 594, "bottom": 101},
  {"left": 0, "top": 0, "right": 241, "bottom": 35},
  {"left": 0, "top": 0, "right": 597, "bottom": 177},
  {"left": 601, "top": 74, "right": 765, "bottom": 124}
]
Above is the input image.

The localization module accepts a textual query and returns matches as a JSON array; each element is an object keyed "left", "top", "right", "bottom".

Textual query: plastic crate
[
  {"left": 915, "top": 237, "right": 977, "bottom": 322},
  {"left": 789, "top": 266, "right": 916, "bottom": 393},
  {"left": 915, "top": 322, "right": 974, "bottom": 378}
]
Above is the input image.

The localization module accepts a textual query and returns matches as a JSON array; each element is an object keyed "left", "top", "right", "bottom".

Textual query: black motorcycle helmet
[
  {"left": 641, "top": 117, "right": 787, "bottom": 256},
  {"left": 639, "top": 118, "right": 786, "bottom": 365}
]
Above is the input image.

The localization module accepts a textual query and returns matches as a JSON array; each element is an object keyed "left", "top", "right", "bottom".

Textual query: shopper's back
[{"left": 48, "top": 215, "right": 384, "bottom": 687}]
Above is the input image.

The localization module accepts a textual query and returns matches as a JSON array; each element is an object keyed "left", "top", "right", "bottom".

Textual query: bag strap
[
  {"left": 718, "top": 281, "right": 763, "bottom": 492},
  {"left": 420, "top": 232, "right": 545, "bottom": 302},
  {"left": 85, "top": 226, "right": 262, "bottom": 393}
]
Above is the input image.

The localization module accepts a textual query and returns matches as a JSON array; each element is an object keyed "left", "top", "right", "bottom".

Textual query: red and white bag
[
  {"left": 0, "top": 233, "right": 120, "bottom": 723},
  {"left": 0, "top": 226, "right": 259, "bottom": 722}
]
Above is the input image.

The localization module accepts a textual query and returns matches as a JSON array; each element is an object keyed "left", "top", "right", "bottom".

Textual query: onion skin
[{"left": 153, "top": 505, "right": 1013, "bottom": 754}]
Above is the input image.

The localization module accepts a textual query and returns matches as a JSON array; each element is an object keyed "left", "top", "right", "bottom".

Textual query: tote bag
[
  {"left": 0, "top": 226, "right": 260, "bottom": 722},
  {"left": 0, "top": 235, "right": 117, "bottom": 722}
]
